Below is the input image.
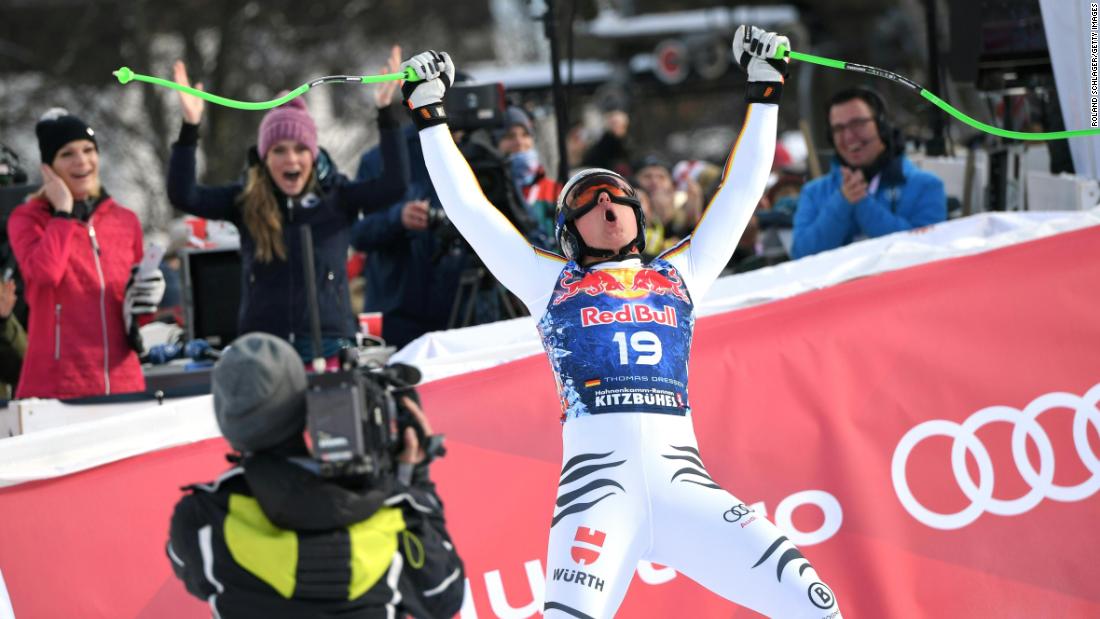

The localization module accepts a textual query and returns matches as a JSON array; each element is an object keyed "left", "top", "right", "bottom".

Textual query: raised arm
[
  {"left": 339, "top": 45, "right": 411, "bottom": 217},
  {"left": 166, "top": 60, "right": 240, "bottom": 222},
  {"left": 662, "top": 26, "right": 787, "bottom": 300},
  {"left": 336, "top": 107, "right": 410, "bottom": 218},
  {"left": 403, "top": 51, "right": 563, "bottom": 312},
  {"left": 166, "top": 124, "right": 241, "bottom": 221},
  {"left": 665, "top": 104, "right": 776, "bottom": 296}
]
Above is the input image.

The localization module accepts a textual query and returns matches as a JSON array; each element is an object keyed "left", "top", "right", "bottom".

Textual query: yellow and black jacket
[{"left": 167, "top": 453, "right": 464, "bottom": 618}]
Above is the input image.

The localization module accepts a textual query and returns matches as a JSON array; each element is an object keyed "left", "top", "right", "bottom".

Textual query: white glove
[
  {"left": 400, "top": 50, "right": 455, "bottom": 110},
  {"left": 123, "top": 266, "right": 165, "bottom": 334},
  {"left": 733, "top": 25, "right": 790, "bottom": 84}
]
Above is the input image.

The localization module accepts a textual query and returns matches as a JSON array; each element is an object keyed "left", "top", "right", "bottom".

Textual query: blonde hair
[
  {"left": 238, "top": 165, "right": 287, "bottom": 263},
  {"left": 237, "top": 164, "right": 319, "bottom": 263}
]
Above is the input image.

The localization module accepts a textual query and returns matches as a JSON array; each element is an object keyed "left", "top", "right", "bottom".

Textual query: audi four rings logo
[
  {"left": 892, "top": 383, "right": 1100, "bottom": 530},
  {"left": 723, "top": 503, "right": 752, "bottom": 523}
]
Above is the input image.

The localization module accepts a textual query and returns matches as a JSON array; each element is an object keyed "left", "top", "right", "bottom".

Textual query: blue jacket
[
  {"left": 791, "top": 154, "right": 946, "bottom": 259},
  {"left": 353, "top": 127, "right": 467, "bottom": 349},
  {"left": 167, "top": 113, "right": 408, "bottom": 345}
]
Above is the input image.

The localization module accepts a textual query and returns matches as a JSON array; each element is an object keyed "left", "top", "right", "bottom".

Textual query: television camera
[
  {"left": 304, "top": 355, "right": 444, "bottom": 480},
  {"left": 297, "top": 225, "right": 444, "bottom": 481}
]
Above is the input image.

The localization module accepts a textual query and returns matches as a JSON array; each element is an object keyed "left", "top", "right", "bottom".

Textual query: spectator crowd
[{"left": 0, "top": 45, "right": 946, "bottom": 402}]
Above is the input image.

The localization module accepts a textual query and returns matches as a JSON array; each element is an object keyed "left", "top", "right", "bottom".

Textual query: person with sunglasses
[{"left": 400, "top": 24, "right": 843, "bottom": 619}]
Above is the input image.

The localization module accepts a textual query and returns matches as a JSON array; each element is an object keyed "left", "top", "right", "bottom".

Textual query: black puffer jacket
[{"left": 167, "top": 453, "right": 464, "bottom": 618}]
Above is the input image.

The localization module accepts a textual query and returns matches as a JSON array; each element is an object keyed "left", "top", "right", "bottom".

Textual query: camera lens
[{"left": 427, "top": 208, "right": 448, "bottom": 228}]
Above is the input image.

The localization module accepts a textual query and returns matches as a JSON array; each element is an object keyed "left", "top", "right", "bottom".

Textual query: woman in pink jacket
[{"left": 7, "top": 109, "right": 163, "bottom": 399}]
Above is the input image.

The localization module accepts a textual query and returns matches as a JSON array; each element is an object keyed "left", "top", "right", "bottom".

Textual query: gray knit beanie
[{"left": 213, "top": 332, "right": 308, "bottom": 452}]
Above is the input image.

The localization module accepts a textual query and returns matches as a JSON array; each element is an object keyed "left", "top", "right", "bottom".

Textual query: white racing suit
[{"left": 420, "top": 102, "right": 842, "bottom": 618}]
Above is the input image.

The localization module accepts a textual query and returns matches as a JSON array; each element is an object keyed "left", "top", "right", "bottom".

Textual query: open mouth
[
  {"left": 282, "top": 171, "right": 302, "bottom": 183},
  {"left": 71, "top": 170, "right": 93, "bottom": 180},
  {"left": 604, "top": 209, "right": 617, "bottom": 223}
]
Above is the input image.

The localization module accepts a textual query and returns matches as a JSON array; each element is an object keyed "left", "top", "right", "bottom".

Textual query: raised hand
[
  {"left": 40, "top": 164, "right": 73, "bottom": 214},
  {"left": 733, "top": 25, "right": 790, "bottom": 104},
  {"left": 733, "top": 25, "right": 790, "bottom": 81},
  {"left": 400, "top": 50, "right": 454, "bottom": 110},
  {"left": 374, "top": 44, "right": 403, "bottom": 108},
  {"left": 173, "top": 60, "right": 205, "bottom": 125}
]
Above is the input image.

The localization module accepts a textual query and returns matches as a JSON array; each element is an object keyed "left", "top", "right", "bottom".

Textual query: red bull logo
[
  {"left": 553, "top": 267, "right": 690, "bottom": 305},
  {"left": 553, "top": 270, "right": 627, "bottom": 305},
  {"left": 630, "top": 269, "right": 690, "bottom": 303},
  {"left": 580, "top": 303, "right": 677, "bottom": 328}
]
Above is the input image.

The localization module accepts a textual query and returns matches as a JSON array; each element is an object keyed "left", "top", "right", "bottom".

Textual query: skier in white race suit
[{"left": 400, "top": 25, "right": 843, "bottom": 619}]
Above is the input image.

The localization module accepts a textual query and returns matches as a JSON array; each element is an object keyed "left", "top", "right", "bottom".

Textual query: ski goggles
[{"left": 562, "top": 174, "right": 640, "bottom": 221}]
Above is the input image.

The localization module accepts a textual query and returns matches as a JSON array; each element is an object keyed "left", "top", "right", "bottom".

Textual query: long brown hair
[{"left": 238, "top": 165, "right": 287, "bottom": 263}]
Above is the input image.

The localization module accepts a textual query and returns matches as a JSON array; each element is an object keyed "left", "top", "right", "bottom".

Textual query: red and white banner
[{"left": 1, "top": 226, "right": 1099, "bottom": 617}]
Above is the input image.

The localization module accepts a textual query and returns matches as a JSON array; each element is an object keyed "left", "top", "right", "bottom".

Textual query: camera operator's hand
[
  {"left": 397, "top": 395, "right": 433, "bottom": 465},
  {"left": 733, "top": 25, "right": 789, "bottom": 104},
  {"left": 40, "top": 164, "right": 73, "bottom": 214},
  {"left": 401, "top": 51, "right": 454, "bottom": 106},
  {"left": 172, "top": 60, "right": 205, "bottom": 126},
  {"left": 400, "top": 200, "right": 431, "bottom": 231}
]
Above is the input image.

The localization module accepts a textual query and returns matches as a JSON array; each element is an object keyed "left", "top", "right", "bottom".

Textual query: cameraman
[{"left": 167, "top": 333, "right": 464, "bottom": 618}]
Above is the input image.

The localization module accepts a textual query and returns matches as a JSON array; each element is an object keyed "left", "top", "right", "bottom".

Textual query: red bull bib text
[{"left": 538, "top": 258, "right": 695, "bottom": 420}]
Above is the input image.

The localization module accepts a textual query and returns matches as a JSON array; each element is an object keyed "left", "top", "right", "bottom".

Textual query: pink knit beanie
[{"left": 257, "top": 97, "right": 318, "bottom": 160}]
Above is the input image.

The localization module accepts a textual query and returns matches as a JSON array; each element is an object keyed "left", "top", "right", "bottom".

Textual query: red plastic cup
[{"left": 358, "top": 312, "right": 383, "bottom": 338}]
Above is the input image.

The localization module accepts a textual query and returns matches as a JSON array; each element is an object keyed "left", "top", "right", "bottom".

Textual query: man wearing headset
[
  {"left": 400, "top": 24, "right": 843, "bottom": 619},
  {"left": 791, "top": 87, "right": 946, "bottom": 259}
]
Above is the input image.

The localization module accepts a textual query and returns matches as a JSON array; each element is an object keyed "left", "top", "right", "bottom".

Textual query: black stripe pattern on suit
[
  {"left": 551, "top": 451, "right": 626, "bottom": 528},
  {"left": 662, "top": 444, "right": 721, "bottom": 489}
]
